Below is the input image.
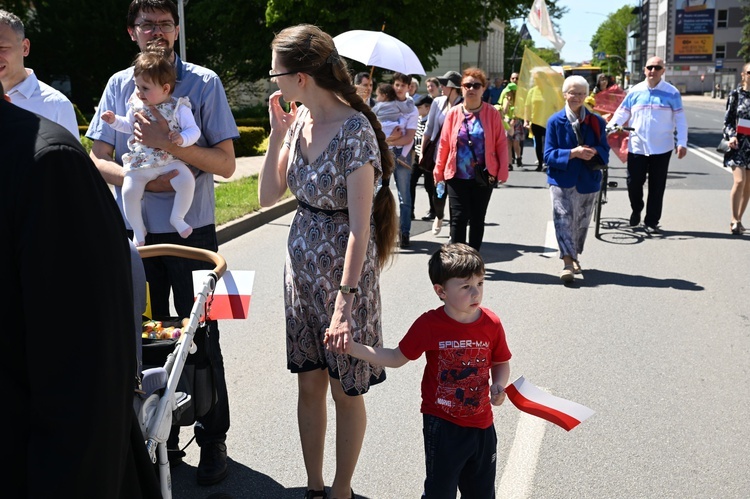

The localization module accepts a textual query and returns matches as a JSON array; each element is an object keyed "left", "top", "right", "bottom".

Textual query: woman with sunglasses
[
  {"left": 434, "top": 67, "right": 509, "bottom": 250},
  {"left": 722, "top": 61, "right": 750, "bottom": 235}
]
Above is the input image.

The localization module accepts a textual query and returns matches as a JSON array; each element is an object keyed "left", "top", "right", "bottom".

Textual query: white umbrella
[{"left": 333, "top": 30, "right": 426, "bottom": 75}]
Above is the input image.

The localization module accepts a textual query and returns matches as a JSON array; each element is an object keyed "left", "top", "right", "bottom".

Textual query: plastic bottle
[{"left": 436, "top": 181, "right": 445, "bottom": 199}]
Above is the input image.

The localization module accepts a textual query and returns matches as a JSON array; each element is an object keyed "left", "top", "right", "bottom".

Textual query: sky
[{"left": 512, "top": 0, "right": 638, "bottom": 63}]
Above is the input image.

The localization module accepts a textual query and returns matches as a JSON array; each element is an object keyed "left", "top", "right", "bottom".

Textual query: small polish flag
[
  {"left": 192, "top": 270, "right": 254, "bottom": 320},
  {"left": 737, "top": 118, "right": 750, "bottom": 136},
  {"left": 505, "top": 376, "right": 595, "bottom": 431}
]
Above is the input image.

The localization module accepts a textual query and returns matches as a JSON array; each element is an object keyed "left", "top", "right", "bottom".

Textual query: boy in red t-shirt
[{"left": 326, "top": 243, "right": 511, "bottom": 498}]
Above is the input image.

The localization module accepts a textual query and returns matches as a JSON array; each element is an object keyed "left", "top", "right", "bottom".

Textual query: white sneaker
[{"left": 432, "top": 218, "right": 442, "bottom": 235}]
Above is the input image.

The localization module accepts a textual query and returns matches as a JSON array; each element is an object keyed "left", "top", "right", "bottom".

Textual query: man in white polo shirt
[{"left": 0, "top": 9, "right": 79, "bottom": 139}]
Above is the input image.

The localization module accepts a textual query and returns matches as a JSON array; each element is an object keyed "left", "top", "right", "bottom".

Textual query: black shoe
[
  {"left": 516, "top": 158, "right": 523, "bottom": 167},
  {"left": 410, "top": 213, "right": 416, "bottom": 220},
  {"left": 168, "top": 448, "right": 186, "bottom": 468},
  {"left": 629, "top": 212, "right": 641, "bottom": 227},
  {"left": 399, "top": 232, "right": 410, "bottom": 248},
  {"left": 304, "top": 490, "right": 328, "bottom": 499},
  {"left": 644, "top": 224, "right": 661, "bottom": 235},
  {"left": 421, "top": 212, "right": 436, "bottom": 221},
  {"left": 509, "top": 164, "right": 513, "bottom": 171},
  {"left": 197, "top": 442, "right": 228, "bottom": 486},
  {"left": 535, "top": 164, "right": 542, "bottom": 172}
]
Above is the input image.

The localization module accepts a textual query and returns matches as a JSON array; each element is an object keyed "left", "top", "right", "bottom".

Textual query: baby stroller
[{"left": 132, "top": 243, "right": 226, "bottom": 499}]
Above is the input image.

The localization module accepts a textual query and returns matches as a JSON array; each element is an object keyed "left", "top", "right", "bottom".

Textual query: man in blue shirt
[
  {"left": 610, "top": 56, "right": 688, "bottom": 234},
  {"left": 87, "top": 0, "right": 239, "bottom": 486}
]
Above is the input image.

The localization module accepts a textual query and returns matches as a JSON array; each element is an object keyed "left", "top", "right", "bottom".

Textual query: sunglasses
[
  {"left": 462, "top": 82, "right": 483, "bottom": 90},
  {"left": 646, "top": 65, "right": 663, "bottom": 71}
]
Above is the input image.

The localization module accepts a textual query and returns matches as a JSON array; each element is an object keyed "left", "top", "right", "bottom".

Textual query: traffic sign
[{"left": 716, "top": 58, "right": 723, "bottom": 69}]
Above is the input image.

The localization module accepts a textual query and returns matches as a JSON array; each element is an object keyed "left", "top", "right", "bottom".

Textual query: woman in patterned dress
[
  {"left": 723, "top": 61, "right": 750, "bottom": 235},
  {"left": 259, "top": 24, "right": 397, "bottom": 499}
]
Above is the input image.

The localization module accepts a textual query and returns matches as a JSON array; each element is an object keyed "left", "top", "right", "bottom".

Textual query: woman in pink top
[{"left": 434, "top": 67, "right": 509, "bottom": 250}]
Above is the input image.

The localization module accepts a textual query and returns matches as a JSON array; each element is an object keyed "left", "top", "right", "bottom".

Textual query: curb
[{"left": 217, "top": 197, "right": 297, "bottom": 245}]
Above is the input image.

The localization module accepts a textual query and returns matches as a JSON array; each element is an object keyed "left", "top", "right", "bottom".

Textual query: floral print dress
[
  {"left": 723, "top": 87, "right": 750, "bottom": 168},
  {"left": 283, "top": 107, "right": 386, "bottom": 395}
]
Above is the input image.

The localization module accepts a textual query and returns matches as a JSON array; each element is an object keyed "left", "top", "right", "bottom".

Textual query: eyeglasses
[
  {"left": 268, "top": 69, "right": 299, "bottom": 79},
  {"left": 646, "top": 65, "right": 663, "bottom": 71},
  {"left": 462, "top": 82, "right": 483, "bottom": 90},
  {"left": 565, "top": 91, "right": 587, "bottom": 98},
  {"left": 135, "top": 22, "right": 176, "bottom": 33}
]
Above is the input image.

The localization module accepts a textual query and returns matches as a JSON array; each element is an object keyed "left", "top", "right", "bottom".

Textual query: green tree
[
  {"left": 14, "top": 1, "right": 137, "bottom": 114},
  {"left": 589, "top": 6, "right": 636, "bottom": 77},
  {"left": 739, "top": 0, "right": 750, "bottom": 61}
]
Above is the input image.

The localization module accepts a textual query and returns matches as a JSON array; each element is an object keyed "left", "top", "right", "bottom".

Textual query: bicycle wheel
[{"left": 595, "top": 168, "right": 608, "bottom": 238}]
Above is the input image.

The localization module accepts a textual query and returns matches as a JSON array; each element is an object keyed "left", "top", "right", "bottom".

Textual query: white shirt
[{"left": 8, "top": 69, "right": 80, "bottom": 140}]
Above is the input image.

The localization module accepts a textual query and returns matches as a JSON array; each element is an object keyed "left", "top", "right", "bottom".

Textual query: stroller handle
[{"left": 137, "top": 244, "right": 227, "bottom": 279}]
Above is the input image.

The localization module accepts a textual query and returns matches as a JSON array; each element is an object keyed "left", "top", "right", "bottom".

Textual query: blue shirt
[{"left": 87, "top": 55, "right": 239, "bottom": 233}]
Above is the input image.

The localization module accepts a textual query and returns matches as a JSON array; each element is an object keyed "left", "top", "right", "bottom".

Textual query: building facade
[{"left": 635, "top": 0, "right": 745, "bottom": 95}]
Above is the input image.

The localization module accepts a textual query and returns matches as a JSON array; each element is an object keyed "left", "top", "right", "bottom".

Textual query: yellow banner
[
  {"left": 516, "top": 47, "right": 565, "bottom": 129},
  {"left": 674, "top": 34, "right": 713, "bottom": 56}
]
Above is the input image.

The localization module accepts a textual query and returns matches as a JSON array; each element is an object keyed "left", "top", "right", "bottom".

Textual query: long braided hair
[{"left": 271, "top": 24, "right": 397, "bottom": 268}]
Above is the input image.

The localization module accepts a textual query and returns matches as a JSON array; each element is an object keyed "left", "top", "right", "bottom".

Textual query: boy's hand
[
  {"left": 101, "top": 110, "right": 115, "bottom": 125},
  {"left": 490, "top": 384, "right": 506, "bottom": 406},
  {"left": 169, "top": 131, "right": 184, "bottom": 146}
]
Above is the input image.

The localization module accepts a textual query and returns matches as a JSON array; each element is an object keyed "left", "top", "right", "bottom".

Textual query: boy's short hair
[
  {"left": 132, "top": 46, "right": 176, "bottom": 93},
  {"left": 392, "top": 72, "right": 412, "bottom": 85},
  {"left": 428, "top": 243, "right": 485, "bottom": 285}
]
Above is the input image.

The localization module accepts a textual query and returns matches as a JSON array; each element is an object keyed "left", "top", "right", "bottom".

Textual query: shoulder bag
[{"left": 418, "top": 98, "right": 451, "bottom": 173}]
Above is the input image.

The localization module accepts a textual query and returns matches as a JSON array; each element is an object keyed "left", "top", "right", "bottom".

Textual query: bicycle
[{"left": 594, "top": 124, "right": 634, "bottom": 238}]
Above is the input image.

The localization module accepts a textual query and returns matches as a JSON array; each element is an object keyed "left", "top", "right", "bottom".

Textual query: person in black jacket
[{"left": 1, "top": 80, "right": 160, "bottom": 498}]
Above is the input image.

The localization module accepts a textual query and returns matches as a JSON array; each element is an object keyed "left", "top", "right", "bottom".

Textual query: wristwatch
[{"left": 339, "top": 284, "right": 359, "bottom": 294}]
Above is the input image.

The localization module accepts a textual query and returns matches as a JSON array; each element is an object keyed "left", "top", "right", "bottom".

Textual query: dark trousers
[
  {"left": 446, "top": 177, "right": 493, "bottom": 250},
  {"left": 410, "top": 165, "right": 436, "bottom": 217},
  {"left": 138, "top": 225, "right": 230, "bottom": 448},
  {"left": 422, "top": 414, "right": 497, "bottom": 499},
  {"left": 531, "top": 124, "right": 546, "bottom": 166},
  {"left": 626, "top": 150, "right": 672, "bottom": 227}
]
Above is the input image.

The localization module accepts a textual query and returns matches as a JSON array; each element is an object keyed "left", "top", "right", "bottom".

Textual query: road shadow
[{"left": 170, "top": 459, "right": 375, "bottom": 499}]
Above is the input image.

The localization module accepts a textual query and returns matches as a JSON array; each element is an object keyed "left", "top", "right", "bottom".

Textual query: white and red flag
[
  {"left": 737, "top": 118, "right": 750, "bottom": 136},
  {"left": 192, "top": 270, "right": 254, "bottom": 320},
  {"left": 527, "top": 0, "right": 565, "bottom": 52},
  {"left": 505, "top": 376, "right": 594, "bottom": 431}
]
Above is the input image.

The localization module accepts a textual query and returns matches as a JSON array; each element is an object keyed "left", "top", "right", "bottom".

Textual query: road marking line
[
  {"left": 497, "top": 412, "right": 547, "bottom": 499},
  {"left": 687, "top": 143, "right": 731, "bottom": 172}
]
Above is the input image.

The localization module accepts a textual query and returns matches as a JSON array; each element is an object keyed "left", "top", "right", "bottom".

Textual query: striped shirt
[{"left": 611, "top": 80, "right": 688, "bottom": 155}]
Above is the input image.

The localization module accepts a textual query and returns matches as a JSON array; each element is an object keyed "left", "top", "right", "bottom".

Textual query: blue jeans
[
  {"left": 390, "top": 148, "right": 413, "bottom": 234},
  {"left": 139, "top": 225, "right": 230, "bottom": 447}
]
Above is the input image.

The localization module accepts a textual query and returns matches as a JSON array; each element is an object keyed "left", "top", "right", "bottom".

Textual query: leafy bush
[{"left": 234, "top": 126, "right": 267, "bottom": 156}]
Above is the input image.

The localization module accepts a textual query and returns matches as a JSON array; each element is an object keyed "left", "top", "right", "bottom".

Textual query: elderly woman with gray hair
[{"left": 544, "top": 75, "right": 610, "bottom": 283}]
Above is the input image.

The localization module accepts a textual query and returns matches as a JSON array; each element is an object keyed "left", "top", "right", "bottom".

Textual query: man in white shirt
[
  {"left": 611, "top": 56, "right": 688, "bottom": 234},
  {"left": 0, "top": 10, "right": 79, "bottom": 139}
]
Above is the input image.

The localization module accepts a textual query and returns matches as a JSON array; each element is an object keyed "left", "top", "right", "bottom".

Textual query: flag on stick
[
  {"left": 527, "top": 0, "right": 565, "bottom": 51},
  {"left": 192, "top": 270, "right": 254, "bottom": 320},
  {"left": 505, "top": 376, "right": 594, "bottom": 431}
]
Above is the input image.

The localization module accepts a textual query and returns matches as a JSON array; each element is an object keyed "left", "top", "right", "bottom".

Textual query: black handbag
[
  {"left": 418, "top": 137, "right": 438, "bottom": 172},
  {"left": 464, "top": 114, "right": 496, "bottom": 188}
]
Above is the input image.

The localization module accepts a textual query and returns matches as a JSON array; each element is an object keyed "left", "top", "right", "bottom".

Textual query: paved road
[{"left": 166, "top": 96, "right": 749, "bottom": 499}]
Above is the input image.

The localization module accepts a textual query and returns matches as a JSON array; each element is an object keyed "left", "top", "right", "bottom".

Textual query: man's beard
[{"left": 146, "top": 40, "right": 173, "bottom": 59}]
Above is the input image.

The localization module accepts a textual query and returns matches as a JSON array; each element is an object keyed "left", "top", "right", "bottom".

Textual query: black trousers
[
  {"left": 531, "top": 123, "right": 546, "bottom": 166},
  {"left": 446, "top": 177, "right": 493, "bottom": 250},
  {"left": 410, "top": 164, "right": 436, "bottom": 217},
  {"left": 626, "top": 150, "right": 672, "bottom": 227}
]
